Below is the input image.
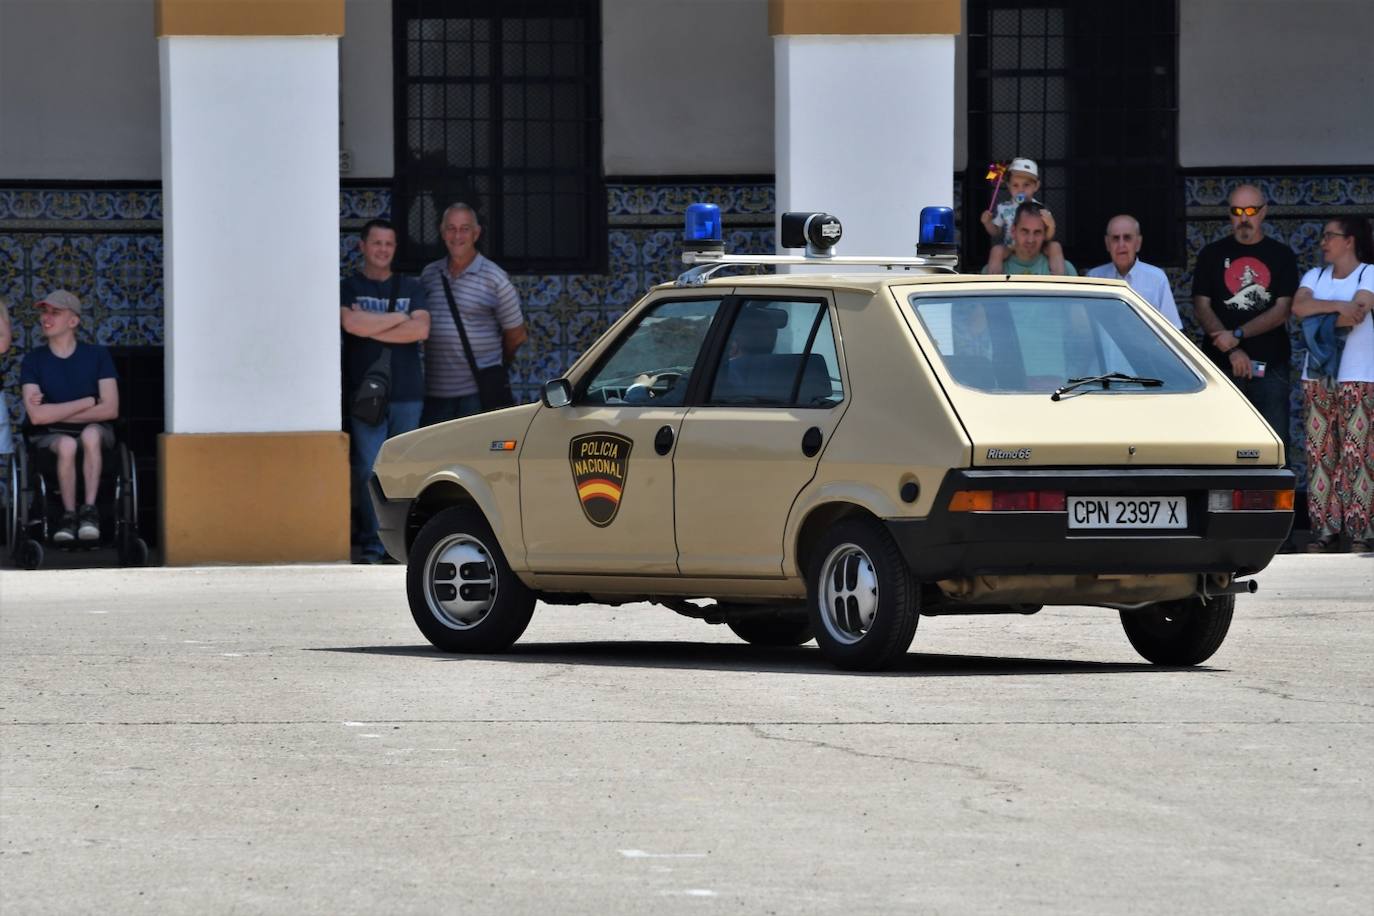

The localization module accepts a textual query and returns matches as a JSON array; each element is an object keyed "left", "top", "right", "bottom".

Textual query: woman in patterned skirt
[{"left": 1293, "top": 216, "right": 1374, "bottom": 552}]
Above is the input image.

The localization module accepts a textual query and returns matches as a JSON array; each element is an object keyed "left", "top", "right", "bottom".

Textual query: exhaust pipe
[{"left": 1201, "top": 574, "right": 1258, "bottom": 598}]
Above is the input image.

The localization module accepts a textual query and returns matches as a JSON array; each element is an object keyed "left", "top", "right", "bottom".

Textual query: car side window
[
  {"left": 709, "top": 299, "right": 844, "bottom": 407},
  {"left": 581, "top": 298, "right": 722, "bottom": 406}
]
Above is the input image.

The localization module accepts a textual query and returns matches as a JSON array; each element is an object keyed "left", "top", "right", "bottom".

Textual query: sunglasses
[{"left": 1229, "top": 205, "right": 1265, "bottom": 217}]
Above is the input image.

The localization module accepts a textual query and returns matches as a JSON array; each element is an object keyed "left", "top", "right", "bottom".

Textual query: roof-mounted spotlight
[
  {"left": 917, "top": 206, "right": 957, "bottom": 257},
  {"left": 683, "top": 202, "right": 724, "bottom": 254},
  {"left": 781, "top": 211, "right": 843, "bottom": 258}
]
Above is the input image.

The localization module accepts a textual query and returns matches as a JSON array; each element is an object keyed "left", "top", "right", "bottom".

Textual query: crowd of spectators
[
  {"left": 339, "top": 205, "right": 526, "bottom": 563},
  {"left": 3, "top": 179, "right": 1368, "bottom": 559},
  {"left": 980, "top": 160, "right": 1372, "bottom": 551}
]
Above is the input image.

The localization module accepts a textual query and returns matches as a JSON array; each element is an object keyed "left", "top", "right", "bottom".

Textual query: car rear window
[{"left": 908, "top": 293, "right": 1204, "bottom": 395}]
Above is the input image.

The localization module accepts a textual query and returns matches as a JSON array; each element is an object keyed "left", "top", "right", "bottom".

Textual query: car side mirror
[{"left": 542, "top": 378, "right": 573, "bottom": 408}]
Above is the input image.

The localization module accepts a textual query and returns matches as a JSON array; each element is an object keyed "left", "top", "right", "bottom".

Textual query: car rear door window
[{"left": 708, "top": 299, "right": 844, "bottom": 407}]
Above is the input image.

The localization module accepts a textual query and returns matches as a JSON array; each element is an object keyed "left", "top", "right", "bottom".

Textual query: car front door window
[{"left": 583, "top": 299, "right": 723, "bottom": 406}]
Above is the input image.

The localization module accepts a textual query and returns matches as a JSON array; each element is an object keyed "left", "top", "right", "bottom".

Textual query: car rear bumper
[
  {"left": 369, "top": 475, "right": 411, "bottom": 563},
  {"left": 886, "top": 468, "right": 1294, "bottom": 580}
]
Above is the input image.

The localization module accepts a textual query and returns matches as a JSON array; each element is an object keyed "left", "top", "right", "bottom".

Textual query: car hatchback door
[{"left": 520, "top": 297, "right": 725, "bottom": 574}]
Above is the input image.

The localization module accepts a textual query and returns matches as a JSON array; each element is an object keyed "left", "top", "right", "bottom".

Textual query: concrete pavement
[{"left": 2, "top": 556, "right": 1371, "bottom": 914}]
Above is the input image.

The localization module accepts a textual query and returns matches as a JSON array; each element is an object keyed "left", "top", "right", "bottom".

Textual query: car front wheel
[
  {"left": 407, "top": 506, "right": 536, "bottom": 653},
  {"left": 806, "top": 517, "right": 919, "bottom": 671},
  {"left": 1119, "top": 593, "right": 1234, "bottom": 666}
]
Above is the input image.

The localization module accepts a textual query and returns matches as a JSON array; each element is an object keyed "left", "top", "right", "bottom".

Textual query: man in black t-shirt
[
  {"left": 340, "top": 218, "right": 429, "bottom": 563},
  {"left": 1192, "top": 184, "right": 1299, "bottom": 457}
]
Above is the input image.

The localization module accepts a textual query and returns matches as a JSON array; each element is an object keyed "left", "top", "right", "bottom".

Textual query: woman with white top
[{"left": 1292, "top": 216, "right": 1374, "bottom": 552}]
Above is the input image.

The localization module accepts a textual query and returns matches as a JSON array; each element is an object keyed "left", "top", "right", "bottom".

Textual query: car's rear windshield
[{"left": 907, "top": 293, "right": 1204, "bottom": 395}]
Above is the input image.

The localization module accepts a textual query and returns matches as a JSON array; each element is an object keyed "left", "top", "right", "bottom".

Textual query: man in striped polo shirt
[{"left": 418, "top": 203, "right": 528, "bottom": 425}]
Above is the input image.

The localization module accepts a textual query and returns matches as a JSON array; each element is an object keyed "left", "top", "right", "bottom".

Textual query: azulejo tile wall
[
  {"left": 4, "top": 173, "right": 1371, "bottom": 496},
  {"left": 338, "top": 180, "right": 776, "bottom": 404}
]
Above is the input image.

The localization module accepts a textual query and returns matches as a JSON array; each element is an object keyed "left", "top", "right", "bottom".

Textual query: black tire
[
  {"left": 17, "top": 539, "right": 43, "bottom": 571},
  {"left": 119, "top": 535, "right": 150, "bottom": 567},
  {"left": 806, "top": 516, "right": 919, "bottom": 671},
  {"left": 1120, "top": 594, "right": 1235, "bottom": 666},
  {"left": 406, "top": 506, "right": 536, "bottom": 653},
  {"left": 726, "top": 612, "right": 814, "bottom": 647}
]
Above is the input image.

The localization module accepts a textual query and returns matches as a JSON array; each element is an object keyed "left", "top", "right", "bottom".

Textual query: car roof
[{"left": 651, "top": 272, "right": 1134, "bottom": 294}]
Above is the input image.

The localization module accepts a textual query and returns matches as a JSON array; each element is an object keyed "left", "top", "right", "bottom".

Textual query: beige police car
[{"left": 370, "top": 208, "right": 1293, "bottom": 671}]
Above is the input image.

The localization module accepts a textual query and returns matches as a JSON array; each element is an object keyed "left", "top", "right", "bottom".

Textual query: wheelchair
[{"left": 6, "top": 421, "right": 149, "bottom": 570}]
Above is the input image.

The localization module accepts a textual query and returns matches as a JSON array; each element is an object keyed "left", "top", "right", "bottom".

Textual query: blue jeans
[
  {"left": 1234, "top": 362, "right": 1292, "bottom": 463},
  {"left": 420, "top": 394, "right": 483, "bottom": 427},
  {"left": 351, "top": 400, "right": 423, "bottom": 560}
]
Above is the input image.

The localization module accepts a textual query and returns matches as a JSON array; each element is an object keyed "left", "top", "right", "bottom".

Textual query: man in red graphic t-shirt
[{"left": 1191, "top": 183, "right": 1299, "bottom": 460}]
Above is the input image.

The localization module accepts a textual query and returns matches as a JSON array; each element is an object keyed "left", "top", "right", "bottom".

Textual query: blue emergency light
[
  {"left": 683, "top": 202, "right": 724, "bottom": 253},
  {"left": 918, "top": 206, "right": 956, "bottom": 255}
]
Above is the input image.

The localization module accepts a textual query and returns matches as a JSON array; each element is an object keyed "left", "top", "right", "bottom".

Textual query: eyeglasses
[
  {"left": 1228, "top": 205, "right": 1265, "bottom": 217},
  {"left": 1321, "top": 231, "right": 1350, "bottom": 241}
]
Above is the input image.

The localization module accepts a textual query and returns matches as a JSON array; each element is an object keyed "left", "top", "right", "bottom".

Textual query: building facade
[{"left": 2, "top": 0, "right": 1371, "bottom": 555}]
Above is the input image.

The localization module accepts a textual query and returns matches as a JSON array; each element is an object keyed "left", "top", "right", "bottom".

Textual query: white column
[
  {"left": 775, "top": 34, "right": 955, "bottom": 263},
  {"left": 160, "top": 36, "right": 340, "bottom": 433}
]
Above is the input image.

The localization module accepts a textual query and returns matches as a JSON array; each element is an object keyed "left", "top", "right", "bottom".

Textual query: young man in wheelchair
[{"left": 19, "top": 290, "right": 119, "bottom": 544}]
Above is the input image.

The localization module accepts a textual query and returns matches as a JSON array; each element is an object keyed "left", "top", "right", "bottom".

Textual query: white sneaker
[
  {"left": 77, "top": 505, "right": 100, "bottom": 542},
  {"left": 53, "top": 512, "right": 77, "bottom": 544}
]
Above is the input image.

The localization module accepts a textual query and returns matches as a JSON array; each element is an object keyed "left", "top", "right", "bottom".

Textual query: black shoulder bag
[
  {"left": 350, "top": 274, "right": 401, "bottom": 426},
  {"left": 440, "top": 272, "right": 515, "bottom": 411}
]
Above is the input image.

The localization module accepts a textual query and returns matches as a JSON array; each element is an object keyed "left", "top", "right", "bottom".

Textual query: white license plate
[{"left": 1067, "top": 496, "right": 1187, "bottom": 530}]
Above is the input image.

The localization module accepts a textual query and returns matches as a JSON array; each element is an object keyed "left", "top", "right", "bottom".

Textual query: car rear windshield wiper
[{"left": 1051, "top": 372, "right": 1163, "bottom": 401}]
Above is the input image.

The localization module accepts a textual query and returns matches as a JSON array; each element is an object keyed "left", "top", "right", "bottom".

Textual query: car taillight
[
  {"left": 950, "top": 490, "right": 1065, "bottom": 512},
  {"left": 1209, "top": 489, "right": 1295, "bottom": 511}
]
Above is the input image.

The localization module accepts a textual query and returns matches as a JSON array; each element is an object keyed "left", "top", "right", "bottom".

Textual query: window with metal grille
[
  {"left": 966, "top": 1, "right": 1180, "bottom": 269},
  {"left": 393, "top": 0, "right": 604, "bottom": 273}
]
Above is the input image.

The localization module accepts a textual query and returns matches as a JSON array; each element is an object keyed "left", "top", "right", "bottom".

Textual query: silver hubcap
[
  {"left": 818, "top": 542, "right": 880, "bottom": 644},
  {"left": 423, "top": 533, "right": 498, "bottom": 630}
]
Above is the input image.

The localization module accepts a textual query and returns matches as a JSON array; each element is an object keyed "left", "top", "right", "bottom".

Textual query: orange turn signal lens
[
  {"left": 948, "top": 490, "right": 993, "bottom": 512},
  {"left": 489, "top": 440, "right": 517, "bottom": 452},
  {"left": 1230, "top": 489, "right": 1295, "bottom": 510}
]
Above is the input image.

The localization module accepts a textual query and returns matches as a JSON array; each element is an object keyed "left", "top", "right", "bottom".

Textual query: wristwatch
[{"left": 1233, "top": 326, "right": 1245, "bottom": 340}]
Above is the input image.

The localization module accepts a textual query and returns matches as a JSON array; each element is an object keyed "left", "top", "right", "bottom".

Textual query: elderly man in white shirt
[{"left": 1086, "top": 214, "right": 1183, "bottom": 329}]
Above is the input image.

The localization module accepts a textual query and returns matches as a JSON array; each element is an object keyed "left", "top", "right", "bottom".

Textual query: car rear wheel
[
  {"left": 726, "top": 613, "right": 814, "bottom": 647},
  {"left": 407, "top": 506, "right": 536, "bottom": 653},
  {"left": 1119, "top": 594, "right": 1234, "bottom": 666},
  {"left": 806, "top": 517, "right": 919, "bottom": 671}
]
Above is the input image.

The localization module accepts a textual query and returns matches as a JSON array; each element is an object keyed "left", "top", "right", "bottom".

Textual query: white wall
[
  {"left": 777, "top": 36, "right": 955, "bottom": 258},
  {"left": 0, "top": 0, "right": 160, "bottom": 179},
  {"left": 603, "top": 0, "right": 774, "bottom": 175},
  {"left": 340, "top": 0, "right": 392, "bottom": 177},
  {"left": 1179, "top": 0, "right": 1374, "bottom": 167},
  {"left": 161, "top": 37, "right": 341, "bottom": 433}
]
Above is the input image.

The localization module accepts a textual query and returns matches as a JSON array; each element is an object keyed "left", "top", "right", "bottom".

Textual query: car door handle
[
  {"left": 654, "top": 425, "right": 675, "bottom": 456},
  {"left": 802, "top": 426, "right": 823, "bottom": 457}
]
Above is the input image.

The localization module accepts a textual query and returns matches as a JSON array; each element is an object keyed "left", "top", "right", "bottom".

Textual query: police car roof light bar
[
  {"left": 676, "top": 203, "right": 959, "bottom": 286},
  {"left": 675, "top": 251, "right": 960, "bottom": 287}
]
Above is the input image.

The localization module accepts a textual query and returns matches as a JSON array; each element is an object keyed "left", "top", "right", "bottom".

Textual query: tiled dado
[
  {"left": 340, "top": 183, "right": 775, "bottom": 400},
  {"left": 1184, "top": 175, "right": 1374, "bottom": 212},
  {"left": 4, "top": 174, "right": 1366, "bottom": 454},
  {"left": 0, "top": 182, "right": 775, "bottom": 421}
]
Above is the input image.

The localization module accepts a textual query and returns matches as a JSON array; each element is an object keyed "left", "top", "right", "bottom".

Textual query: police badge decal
[{"left": 568, "top": 433, "right": 634, "bottom": 527}]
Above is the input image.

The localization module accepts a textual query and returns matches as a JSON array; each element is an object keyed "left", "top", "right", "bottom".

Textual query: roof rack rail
[{"left": 676, "top": 251, "right": 960, "bottom": 287}]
